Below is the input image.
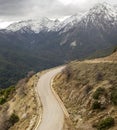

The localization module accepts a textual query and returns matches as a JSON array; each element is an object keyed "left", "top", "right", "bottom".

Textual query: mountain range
[{"left": 0, "top": 2, "right": 117, "bottom": 88}]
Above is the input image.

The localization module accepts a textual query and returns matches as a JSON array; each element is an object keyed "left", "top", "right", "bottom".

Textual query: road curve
[{"left": 36, "top": 66, "right": 65, "bottom": 130}]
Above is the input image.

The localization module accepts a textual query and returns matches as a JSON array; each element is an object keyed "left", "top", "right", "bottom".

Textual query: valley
[{"left": 0, "top": 2, "right": 117, "bottom": 88}]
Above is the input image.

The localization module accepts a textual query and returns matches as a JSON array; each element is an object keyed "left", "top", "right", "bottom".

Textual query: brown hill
[{"left": 53, "top": 53, "right": 117, "bottom": 130}]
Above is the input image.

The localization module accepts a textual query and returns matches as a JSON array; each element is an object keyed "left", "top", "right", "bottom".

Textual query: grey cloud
[{"left": 0, "top": 0, "right": 116, "bottom": 21}]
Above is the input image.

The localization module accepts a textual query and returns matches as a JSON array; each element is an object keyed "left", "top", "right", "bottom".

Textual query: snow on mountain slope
[
  {"left": 7, "top": 17, "right": 60, "bottom": 33},
  {"left": 56, "top": 13, "right": 84, "bottom": 33},
  {"left": 6, "top": 14, "right": 83, "bottom": 33},
  {"left": 57, "top": 2, "right": 117, "bottom": 33}
]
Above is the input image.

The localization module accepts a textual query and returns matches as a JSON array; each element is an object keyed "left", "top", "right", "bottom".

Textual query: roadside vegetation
[
  {"left": 0, "top": 86, "right": 15, "bottom": 105},
  {"left": 9, "top": 113, "right": 19, "bottom": 126},
  {"left": 97, "top": 117, "right": 115, "bottom": 130}
]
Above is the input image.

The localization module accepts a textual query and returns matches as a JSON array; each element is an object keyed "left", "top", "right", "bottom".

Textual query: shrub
[
  {"left": 93, "top": 87, "right": 105, "bottom": 99},
  {"left": 27, "top": 71, "right": 35, "bottom": 78},
  {"left": 113, "top": 47, "right": 117, "bottom": 53},
  {"left": 97, "top": 117, "right": 115, "bottom": 130},
  {"left": 62, "top": 66, "right": 72, "bottom": 80},
  {"left": 0, "top": 97, "right": 6, "bottom": 105},
  {"left": 0, "top": 86, "right": 15, "bottom": 99},
  {"left": 92, "top": 101, "right": 101, "bottom": 109},
  {"left": 9, "top": 113, "right": 19, "bottom": 125},
  {"left": 111, "top": 89, "right": 117, "bottom": 105},
  {"left": 0, "top": 89, "right": 5, "bottom": 96}
]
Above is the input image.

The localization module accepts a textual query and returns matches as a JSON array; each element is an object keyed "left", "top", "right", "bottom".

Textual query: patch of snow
[
  {"left": 70, "top": 41, "right": 77, "bottom": 47},
  {"left": 57, "top": 13, "right": 84, "bottom": 33}
]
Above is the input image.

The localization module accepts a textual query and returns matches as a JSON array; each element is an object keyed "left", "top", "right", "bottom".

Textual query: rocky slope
[{"left": 53, "top": 51, "right": 117, "bottom": 130}]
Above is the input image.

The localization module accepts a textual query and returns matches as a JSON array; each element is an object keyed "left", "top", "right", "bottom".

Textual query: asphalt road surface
[{"left": 36, "top": 67, "right": 65, "bottom": 130}]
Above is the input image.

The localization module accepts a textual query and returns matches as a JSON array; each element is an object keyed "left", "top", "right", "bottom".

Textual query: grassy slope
[{"left": 53, "top": 52, "right": 117, "bottom": 130}]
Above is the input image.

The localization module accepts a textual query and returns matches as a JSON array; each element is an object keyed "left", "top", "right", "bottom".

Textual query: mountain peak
[
  {"left": 79, "top": 2, "right": 117, "bottom": 28},
  {"left": 89, "top": 2, "right": 116, "bottom": 15}
]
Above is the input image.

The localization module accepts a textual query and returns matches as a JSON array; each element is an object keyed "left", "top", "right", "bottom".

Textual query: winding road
[{"left": 36, "top": 66, "right": 65, "bottom": 130}]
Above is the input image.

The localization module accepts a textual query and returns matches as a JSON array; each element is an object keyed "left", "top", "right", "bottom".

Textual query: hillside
[
  {"left": 0, "top": 72, "right": 42, "bottom": 130},
  {"left": 53, "top": 52, "right": 117, "bottom": 130}
]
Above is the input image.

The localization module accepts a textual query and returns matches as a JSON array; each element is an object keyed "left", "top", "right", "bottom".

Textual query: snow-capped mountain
[
  {"left": 6, "top": 2, "right": 117, "bottom": 34},
  {"left": 7, "top": 17, "right": 60, "bottom": 33},
  {"left": 59, "top": 2, "right": 117, "bottom": 51},
  {"left": 78, "top": 2, "right": 117, "bottom": 30},
  {"left": 58, "top": 2, "right": 117, "bottom": 33},
  {"left": 6, "top": 14, "right": 83, "bottom": 33}
]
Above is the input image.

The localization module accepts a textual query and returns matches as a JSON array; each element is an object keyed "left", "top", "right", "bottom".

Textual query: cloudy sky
[{"left": 0, "top": 0, "right": 117, "bottom": 28}]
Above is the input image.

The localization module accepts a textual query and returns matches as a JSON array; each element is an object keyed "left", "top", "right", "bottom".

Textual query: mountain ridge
[{"left": 3, "top": 2, "right": 117, "bottom": 34}]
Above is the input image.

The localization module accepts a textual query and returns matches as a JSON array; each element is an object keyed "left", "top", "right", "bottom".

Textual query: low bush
[
  {"left": 92, "top": 101, "right": 101, "bottom": 109},
  {"left": 111, "top": 89, "right": 117, "bottom": 105},
  {"left": 97, "top": 117, "right": 115, "bottom": 130},
  {"left": 9, "top": 113, "right": 19, "bottom": 125},
  {"left": 4, "top": 86, "right": 15, "bottom": 98},
  {"left": 93, "top": 87, "right": 105, "bottom": 99},
  {"left": 0, "top": 86, "right": 15, "bottom": 102},
  {"left": 113, "top": 47, "right": 117, "bottom": 53},
  {"left": 0, "top": 97, "right": 6, "bottom": 105}
]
